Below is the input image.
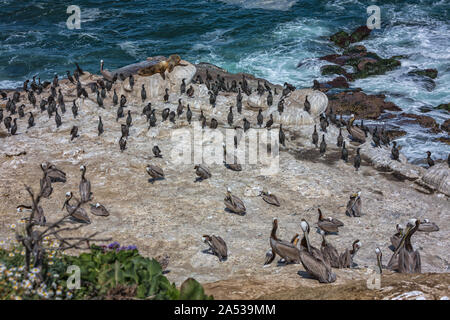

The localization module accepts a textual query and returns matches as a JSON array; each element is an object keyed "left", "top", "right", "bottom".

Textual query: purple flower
[
  {"left": 108, "top": 242, "right": 120, "bottom": 249},
  {"left": 126, "top": 245, "right": 137, "bottom": 251}
]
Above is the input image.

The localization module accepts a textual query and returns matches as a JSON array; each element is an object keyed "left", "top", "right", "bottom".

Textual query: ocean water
[{"left": 0, "top": 0, "right": 448, "bottom": 163}]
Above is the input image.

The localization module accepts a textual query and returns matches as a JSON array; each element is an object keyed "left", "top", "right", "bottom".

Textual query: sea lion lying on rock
[{"left": 138, "top": 54, "right": 187, "bottom": 79}]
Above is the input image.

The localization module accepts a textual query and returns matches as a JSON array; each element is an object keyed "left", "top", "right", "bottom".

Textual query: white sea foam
[{"left": 220, "top": 0, "right": 297, "bottom": 11}]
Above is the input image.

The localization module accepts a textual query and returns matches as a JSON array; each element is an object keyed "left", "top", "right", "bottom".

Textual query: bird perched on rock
[
  {"left": 257, "top": 109, "right": 263, "bottom": 128},
  {"left": 354, "top": 148, "right": 361, "bottom": 171},
  {"left": 319, "top": 134, "right": 326, "bottom": 156},
  {"left": 202, "top": 235, "right": 227, "bottom": 262},
  {"left": 312, "top": 125, "right": 318, "bottom": 148},
  {"left": 426, "top": 151, "right": 434, "bottom": 168},
  {"left": 70, "top": 126, "right": 79, "bottom": 141},
  {"left": 194, "top": 164, "right": 211, "bottom": 181},
  {"left": 153, "top": 145, "right": 162, "bottom": 158}
]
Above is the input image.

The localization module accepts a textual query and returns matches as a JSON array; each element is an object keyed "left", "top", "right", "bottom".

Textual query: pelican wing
[
  {"left": 90, "top": 204, "right": 110, "bottom": 217},
  {"left": 318, "top": 220, "right": 339, "bottom": 233},
  {"left": 348, "top": 126, "right": 366, "bottom": 143},
  {"left": 40, "top": 176, "right": 53, "bottom": 198},
  {"left": 270, "top": 238, "right": 301, "bottom": 264},
  {"left": 262, "top": 193, "right": 280, "bottom": 207},
  {"left": 398, "top": 249, "right": 421, "bottom": 274},
  {"left": 418, "top": 222, "right": 439, "bottom": 232},
  {"left": 299, "top": 249, "right": 336, "bottom": 283},
  {"left": 79, "top": 179, "right": 92, "bottom": 203},
  {"left": 321, "top": 243, "right": 340, "bottom": 268},
  {"left": 210, "top": 236, "right": 227, "bottom": 259}
]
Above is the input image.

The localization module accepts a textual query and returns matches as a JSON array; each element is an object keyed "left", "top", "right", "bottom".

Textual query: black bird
[
  {"left": 101, "top": 87, "right": 106, "bottom": 99},
  {"left": 257, "top": 109, "right": 263, "bottom": 128},
  {"left": 199, "top": 110, "right": 206, "bottom": 124},
  {"left": 186, "top": 85, "right": 194, "bottom": 97},
  {"left": 55, "top": 110, "right": 62, "bottom": 128},
  {"left": 10, "top": 118, "right": 17, "bottom": 135},
  {"left": 180, "top": 78, "right": 186, "bottom": 95},
  {"left": 265, "top": 113, "right": 273, "bottom": 129},
  {"left": 141, "top": 84, "right": 147, "bottom": 102},
  {"left": 143, "top": 102, "right": 151, "bottom": 116},
  {"left": 129, "top": 74, "right": 134, "bottom": 90},
  {"left": 208, "top": 91, "right": 216, "bottom": 108},
  {"left": 312, "top": 125, "right": 318, "bottom": 147},
  {"left": 278, "top": 99, "right": 284, "bottom": 114},
  {"left": 18, "top": 104, "right": 25, "bottom": 118},
  {"left": 320, "top": 114, "right": 328, "bottom": 132},
  {"left": 177, "top": 99, "right": 184, "bottom": 117},
  {"left": 98, "top": 116, "right": 103, "bottom": 136},
  {"left": 337, "top": 128, "right": 343, "bottom": 147},
  {"left": 210, "top": 118, "right": 218, "bottom": 129},
  {"left": 112, "top": 73, "right": 118, "bottom": 83},
  {"left": 354, "top": 148, "right": 361, "bottom": 171},
  {"left": 149, "top": 109, "right": 157, "bottom": 128},
  {"left": 75, "top": 62, "right": 84, "bottom": 75},
  {"left": 58, "top": 89, "right": 65, "bottom": 110},
  {"left": 80, "top": 88, "right": 88, "bottom": 98},
  {"left": 40, "top": 99, "right": 47, "bottom": 112},
  {"left": 119, "top": 136, "right": 127, "bottom": 152},
  {"left": 243, "top": 118, "right": 250, "bottom": 132},
  {"left": 328, "top": 107, "right": 337, "bottom": 125},
  {"left": 120, "top": 94, "right": 127, "bottom": 108},
  {"left": 257, "top": 81, "right": 265, "bottom": 96},
  {"left": 121, "top": 124, "right": 129, "bottom": 138},
  {"left": 186, "top": 105, "right": 192, "bottom": 124},
  {"left": 23, "top": 79, "right": 29, "bottom": 92},
  {"left": 164, "top": 88, "right": 169, "bottom": 103},
  {"left": 126, "top": 110, "right": 132, "bottom": 127},
  {"left": 113, "top": 89, "right": 118, "bottom": 106},
  {"left": 381, "top": 128, "right": 390, "bottom": 146},
  {"left": 341, "top": 141, "right": 348, "bottom": 162},
  {"left": 70, "top": 126, "right": 79, "bottom": 141},
  {"left": 391, "top": 141, "right": 399, "bottom": 161},
  {"left": 0, "top": 91, "right": 7, "bottom": 99},
  {"left": 320, "top": 134, "right": 326, "bottom": 156},
  {"left": 96, "top": 92, "right": 104, "bottom": 108},
  {"left": 169, "top": 111, "right": 176, "bottom": 123},
  {"left": 279, "top": 124, "right": 285, "bottom": 147},
  {"left": 227, "top": 107, "right": 234, "bottom": 127},
  {"left": 304, "top": 95, "right": 311, "bottom": 113},
  {"left": 4, "top": 116, "right": 12, "bottom": 132},
  {"left": 28, "top": 91, "right": 36, "bottom": 107},
  {"left": 116, "top": 105, "right": 124, "bottom": 122},
  {"left": 119, "top": 73, "right": 125, "bottom": 81},
  {"left": 66, "top": 71, "right": 75, "bottom": 84},
  {"left": 73, "top": 70, "right": 80, "bottom": 83},
  {"left": 162, "top": 108, "right": 170, "bottom": 122},
  {"left": 153, "top": 145, "right": 162, "bottom": 158},
  {"left": 53, "top": 74, "right": 58, "bottom": 88},
  {"left": 426, "top": 151, "right": 434, "bottom": 168},
  {"left": 72, "top": 100, "right": 78, "bottom": 118},
  {"left": 372, "top": 126, "right": 381, "bottom": 148},
  {"left": 27, "top": 112, "right": 34, "bottom": 129},
  {"left": 236, "top": 90, "right": 242, "bottom": 114},
  {"left": 0, "top": 108, "right": 2, "bottom": 123},
  {"left": 201, "top": 116, "right": 207, "bottom": 129}
]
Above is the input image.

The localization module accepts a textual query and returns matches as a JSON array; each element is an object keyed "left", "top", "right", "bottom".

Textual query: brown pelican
[
  {"left": 345, "top": 192, "right": 362, "bottom": 217},
  {"left": 375, "top": 247, "right": 383, "bottom": 274},
  {"left": 194, "top": 164, "right": 211, "bottom": 181},
  {"left": 265, "top": 218, "right": 301, "bottom": 265},
  {"left": 17, "top": 205, "right": 46, "bottom": 226},
  {"left": 202, "top": 235, "right": 227, "bottom": 261},
  {"left": 224, "top": 188, "right": 246, "bottom": 215},
  {"left": 388, "top": 219, "right": 421, "bottom": 273},
  {"left": 347, "top": 114, "right": 366, "bottom": 143},
  {"left": 317, "top": 208, "right": 344, "bottom": 234},
  {"left": 298, "top": 219, "right": 336, "bottom": 283},
  {"left": 89, "top": 203, "right": 110, "bottom": 217},
  {"left": 40, "top": 174, "right": 53, "bottom": 199},
  {"left": 320, "top": 230, "right": 340, "bottom": 268},
  {"left": 390, "top": 224, "right": 404, "bottom": 250},
  {"left": 146, "top": 165, "right": 164, "bottom": 183},
  {"left": 41, "top": 162, "right": 66, "bottom": 183},
  {"left": 418, "top": 218, "right": 439, "bottom": 232},
  {"left": 260, "top": 190, "right": 280, "bottom": 207},
  {"left": 62, "top": 192, "right": 90, "bottom": 224},
  {"left": 339, "top": 240, "right": 361, "bottom": 268},
  {"left": 79, "top": 165, "right": 93, "bottom": 203}
]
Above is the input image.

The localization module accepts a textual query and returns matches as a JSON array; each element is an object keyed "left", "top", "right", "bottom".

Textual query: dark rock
[
  {"left": 438, "top": 136, "right": 450, "bottom": 145},
  {"left": 385, "top": 129, "right": 407, "bottom": 140},
  {"left": 435, "top": 103, "right": 449, "bottom": 112},
  {"left": 343, "top": 45, "right": 367, "bottom": 55},
  {"left": 326, "top": 91, "right": 401, "bottom": 119},
  {"left": 330, "top": 30, "right": 350, "bottom": 48},
  {"left": 352, "top": 58, "right": 401, "bottom": 80},
  {"left": 408, "top": 68, "right": 438, "bottom": 79},
  {"left": 441, "top": 119, "right": 450, "bottom": 133},
  {"left": 400, "top": 113, "right": 441, "bottom": 133},
  {"left": 349, "top": 26, "right": 372, "bottom": 43}
]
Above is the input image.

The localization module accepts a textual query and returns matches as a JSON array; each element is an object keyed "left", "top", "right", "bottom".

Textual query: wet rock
[
  {"left": 438, "top": 136, "right": 450, "bottom": 145},
  {"left": 349, "top": 26, "right": 372, "bottom": 43},
  {"left": 408, "top": 68, "right": 438, "bottom": 79},
  {"left": 400, "top": 113, "right": 441, "bottom": 133},
  {"left": 441, "top": 119, "right": 450, "bottom": 133},
  {"left": 330, "top": 30, "right": 351, "bottom": 48},
  {"left": 329, "top": 26, "right": 372, "bottom": 48},
  {"left": 326, "top": 91, "right": 401, "bottom": 119},
  {"left": 352, "top": 58, "right": 401, "bottom": 80},
  {"left": 321, "top": 65, "right": 352, "bottom": 80},
  {"left": 436, "top": 103, "right": 450, "bottom": 112},
  {"left": 385, "top": 129, "right": 407, "bottom": 140}
]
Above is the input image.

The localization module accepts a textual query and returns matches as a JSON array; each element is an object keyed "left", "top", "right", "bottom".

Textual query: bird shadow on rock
[
  {"left": 297, "top": 270, "right": 316, "bottom": 280},
  {"left": 148, "top": 177, "right": 165, "bottom": 184},
  {"left": 194, "top": 177, "right": 206, "bottom": 183},
  {"left": 315, "top": 227, "right": 338, "bottom": 236}
]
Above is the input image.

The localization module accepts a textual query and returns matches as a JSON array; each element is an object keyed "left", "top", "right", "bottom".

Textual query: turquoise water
[{"left": 0, "top": 0, "right": 449, "bottom": 162}]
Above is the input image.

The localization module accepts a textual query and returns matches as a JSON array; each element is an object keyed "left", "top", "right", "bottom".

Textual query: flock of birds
[{"left": 0, "top": 60, "right": 444, "bottom": 284}]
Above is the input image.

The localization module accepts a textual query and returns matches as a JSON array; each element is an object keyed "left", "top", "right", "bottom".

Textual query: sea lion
[{"left": 138, "top": 55, "right": 186, "bottom": 79}]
